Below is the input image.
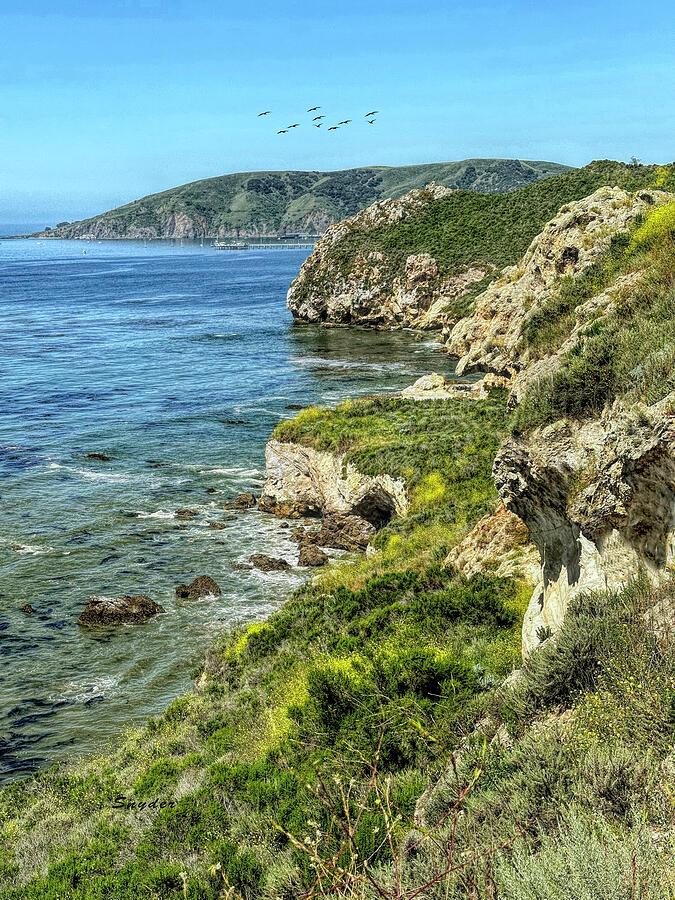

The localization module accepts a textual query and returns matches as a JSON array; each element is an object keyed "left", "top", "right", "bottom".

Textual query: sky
[{"left": 1, "top": 0, "right": 674, "bottom": 224}]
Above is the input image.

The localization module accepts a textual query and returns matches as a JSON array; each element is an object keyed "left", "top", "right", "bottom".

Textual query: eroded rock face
[
  {"left": 493, "top": 400, "right": 675, "bottom": 655},
  {"left": 78, "top": 594, "right": 165, "bottom": 625},
  {"left": 445, "top": 187, "right": 673, "bottom": 377},
  {"left": 258, "top": 439, "right": 407, "bottom": 525},
  {"left": 445, "top": 501, "right": 540, "bottom": 583},
  {"left": 286, "top": 183, "right": 491, "bottom": 329}
]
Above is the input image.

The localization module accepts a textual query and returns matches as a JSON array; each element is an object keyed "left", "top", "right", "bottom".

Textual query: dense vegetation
[
  {"left": 31, "top": 159, "right": 568, "bottom": 239},
  {"left": 513, "top": 195, "right": 675, "bottom": 431},
  {"left": 300, "top": 160, "right": 675, "bottom": 303},
  {"left": 1, "top": 391, "right": 672, "bottom": 898}
]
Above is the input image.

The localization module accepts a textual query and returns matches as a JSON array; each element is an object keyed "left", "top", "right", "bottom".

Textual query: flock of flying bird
[{"left": 257, "top": 106, "right": 379, "bottom": 134}]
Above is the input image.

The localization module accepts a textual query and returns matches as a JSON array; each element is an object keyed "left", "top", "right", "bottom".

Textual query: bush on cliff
[{"left": 513, "top": 198, "right": 675, "bottom": 431}]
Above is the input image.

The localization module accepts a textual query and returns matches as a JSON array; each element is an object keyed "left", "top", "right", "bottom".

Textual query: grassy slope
[
  {"left": 292, "top": 161, "right": 675, "bottom": 322},
  {"left": 1, "top": 393, "right": 672, "bottom": 899},
  {"left": 0, "top": 395, "right": 522, "bottom": 897},
  {"left": 35, "top": 159, "right": 570, "bottom": 238}
]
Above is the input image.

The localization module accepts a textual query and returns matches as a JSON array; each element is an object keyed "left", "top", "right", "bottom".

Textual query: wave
[
  {"left": 48, "top": 674, "right": 122, "bottom": 704},
  {"left": 136, "top": 510, "right": 176, "bottom": 519},
  {"left": 7, "top": 542, "right": 53, "bottom": 555},
  {"left": 187, "top": 333, "right": 240, "bottom": 343}
]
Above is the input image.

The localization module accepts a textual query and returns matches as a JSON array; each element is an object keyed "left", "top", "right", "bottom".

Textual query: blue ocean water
[{"left": 0, "top": 237, "right": 457, "bottom": 781}]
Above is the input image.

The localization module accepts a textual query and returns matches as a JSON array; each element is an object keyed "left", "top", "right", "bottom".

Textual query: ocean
[{"left": 0, "top": 236, "right": 457, "bottom": 782}]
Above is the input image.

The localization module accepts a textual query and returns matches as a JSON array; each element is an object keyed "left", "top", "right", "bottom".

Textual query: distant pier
[{"left": 212, "top": 234, "right": 319, "bottom": 251}]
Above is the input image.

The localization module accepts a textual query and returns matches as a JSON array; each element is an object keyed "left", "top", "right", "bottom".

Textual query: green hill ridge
[{"left": 28, "top": 159, "right": 570, "bottom": 240}]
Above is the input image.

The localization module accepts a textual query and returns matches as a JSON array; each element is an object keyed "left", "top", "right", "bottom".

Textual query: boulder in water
[
  {"left": 249, "top": 553, "right": 291, "bottom": 572},
  {"left": 175, "top": 575, "right": 221, "bottom": 600},
  {"left": 298, "top": 544, "right": 328, "bottom": 567},
  {"left": 222, "top": 492, "right": 257, "bottom": 510},
  {"left": 78, "top": 594, "right": 164, "bottom": 625},
  {"left": 176, "top": 508, "right": 198, "bottom": 520}
]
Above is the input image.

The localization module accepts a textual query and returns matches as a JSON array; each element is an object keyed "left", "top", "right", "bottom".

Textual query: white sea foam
[
  {"left": 9, "top": 543, "right": 53, "bottom": 555},
  {"left": 49, "top": 674, "right": 123, "bottom": 704},
  {"left": 136, "top": 510, "right": 176, "bottom": 519},
  {"left": 291, "top": 357, "right": 407, "bottom": 371}
]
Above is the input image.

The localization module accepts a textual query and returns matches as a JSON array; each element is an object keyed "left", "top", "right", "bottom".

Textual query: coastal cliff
[
  {"left": 287, "top": 183, "right": 493, "bottom": 328},
  {"left": 288, "top": 163, "right": 675, "bottom": 658},
  {"left": 441, "top": 185, "right": 675, "bottom": 654},
  {"left": 286, "top": 160, "right": 675, "bottom": 332}
]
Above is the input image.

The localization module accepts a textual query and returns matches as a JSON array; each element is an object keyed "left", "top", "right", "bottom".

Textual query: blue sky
[{"left": 1, "top": 0, "right": 674, "bottom": 224}]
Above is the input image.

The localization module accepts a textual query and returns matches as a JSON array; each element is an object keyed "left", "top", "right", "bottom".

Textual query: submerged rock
[
  {"left": 298, "top": 544, "right": 328, "bottom": 567},
  {"left": 249, "top": 553, "right": 291, "bottom": 572},
  {"left": 85, "top": 452, "right": 111, "bottom": 461},
  {"left": 175, "top": 575, "right": 221, "bottom": 599},
  {"left": 78, "top": 594, "right": 164, "bottom": 625},
  {"left": 208, "top": 520, "right": 228, "bottom": 530},
  {"left": 176, "top": 508, "right": 198, "bottom": 520},
  {"left": 20, "top": 603, "right": 34, "bottom": 615},
  {"left": 222, "top": 492, "right": 257, "bottom": 510}
]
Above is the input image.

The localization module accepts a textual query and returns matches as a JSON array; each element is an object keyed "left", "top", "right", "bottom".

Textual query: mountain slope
[
  {"left": 287, "top": 159, "right": 675, "bottom": 329},
  {"left": 29, "top": 159, "right": 570, "bottom": 240}
]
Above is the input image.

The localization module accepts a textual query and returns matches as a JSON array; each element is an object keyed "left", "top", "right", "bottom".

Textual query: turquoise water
[{"left": 0, "top": 237, "right": 456, "bottom": 781}]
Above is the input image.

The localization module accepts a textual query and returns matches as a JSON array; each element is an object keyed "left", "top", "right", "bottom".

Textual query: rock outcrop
[
  {"left": 287, "top": 183, "right": 492, "bottom": 329},
  {"left": 78, "top": 594, "right": 165, "bottom": 625},
  {"left": 258, "top": 438, "right": 407, "bottom": 553},
  {"left": 249, "top": 554, "right": 291, "bottom": 572},
  {"left": 259, "top": 439, "right": 407, "bottom": 525},
  {"left": 445, "top": 187, "right": 672, "bottom": 377},
  {"left": 400, "top": 372, "right": 510, "bottom": 401},
  {"left": 493, "top": 399, "right": 675, "bottom": 656},
  {"left": 445, "top": 502, "right": 540, "bottom": 584}
]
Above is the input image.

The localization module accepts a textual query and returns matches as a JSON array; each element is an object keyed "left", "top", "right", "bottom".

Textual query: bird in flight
[
  {"left": 365, "top": 110, "right": 379, "bottom": 117},
  {"left": 312, "top": 115, "right": 325, "bottom": 120},
  {"left": 328, "top": 126, "right": 339, "bottom": 131},
  {"left": 314, "top": 123, "right": 322, "bottom": 128},
  {"left": 338, "top": 119, "right": 351, "bottom": 125},
  {"left": 288, "top": 123, "right": 300, "bottom": 128},
  {"left": 277, "top": 129, "right": 288, "bottom": 134},
  {"left": 367, "top": 119, "right": 376, "bottom": 125},
  {"left": 258, "top": 111, "right": 271, "bottom": 116},
  {"left": 307, "top": 106, "right": 321, "bottom": 112}
]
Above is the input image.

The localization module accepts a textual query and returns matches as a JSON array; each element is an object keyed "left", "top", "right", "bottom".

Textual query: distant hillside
[{"left": 28, "top": 159, "right": 571, "bottom": 240}]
